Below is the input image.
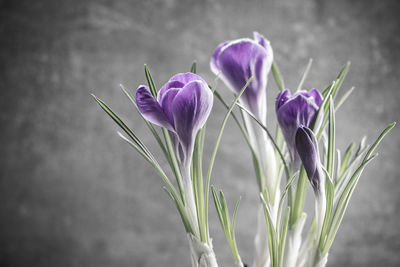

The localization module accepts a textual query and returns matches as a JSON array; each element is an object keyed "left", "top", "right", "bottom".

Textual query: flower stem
[
  {"left": 183, "top": 164, "right": 200, "bottom": 238},
  {"left": 290, "top": 167, "right": 307, "bottom": 226}
]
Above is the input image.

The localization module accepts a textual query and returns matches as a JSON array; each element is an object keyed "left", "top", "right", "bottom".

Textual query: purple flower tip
[
  {"left": 276, "top": 88, "right": 323, "bottom": 170},
  {"left": 210, "top": 32, "right": 273, "bottom": 120},
  {"left": 295, "top": 125, "right": 321, "bottom": 194}
]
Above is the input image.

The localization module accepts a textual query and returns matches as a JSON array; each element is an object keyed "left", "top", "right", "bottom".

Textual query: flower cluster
[{"left": 94, "top": 31, "right": 394, "bottom": 267}]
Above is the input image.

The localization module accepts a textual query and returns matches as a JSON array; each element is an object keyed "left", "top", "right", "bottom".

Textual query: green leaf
[
  {"left": 324, "top": 122, "right": 395, "bottom": 254},
  {"left": 339, "top": 143, "right": 354, "bottom": 178},
  {"left": 330, "top": 61, "right": 351, "bottom": 100},
  {"left": 313, "top": 82, "right": 335, "bottom": 138},
  {"left": 121, "top": 80, "right": 185, "bottom": 204},
  {"left": 161, "top": 128, "right": 185, "bottom": 204},
  {"left": 193, "top": 130, "right": 206, "bottom": 242},
  {"left": 92, "top": 94, "right": 153, "bottom": 160},
  {"left": 236, "top": 103, "right": 291, "bottom": 183},
  {"left": 277, "top": 171, "right": 297, "bottom": 228},
  {"left": 204, "top": 77, "right": 253, "bottom": 240},
  {"left": 335, "top": 86, "right": 355, "bottom": 111},
  {"left": 296, "top": 58, "right": 313, "bottom": 92},
  {"left": 144, "top": 64, "right": 158, "bottom": 97},
  {"left": 190, "top": 61, "right": 197, "bottom": 73},
  {"left": 231, "top": 196, "right": 241, "bottom": 236},
  {"left": 363, "top": 122, "right": 395, "bottom": 161},
  {"left": 260, "top": 192, "right": 278, "bottom": 267},
  {"left": 327, "top": 96, "right": 335, "bottom": 178},
  {"left": 211, "top": 187, "right": 243, "bottom": 265},
  {"left": 322, "top": 62, "right": 350, "bottom": 100},
  {"left": 213, "top": 89, "right": 264, "bottom": 190},
  {"left": 318, "top": 167, "right": 334, "bottom": 253},
  {"left": 120, "top": 85, "right": 169, "bottom": 163},
  {"left": 278, "top": 207, "right": 290, "bottom": 267},
  {"left": 272, "top": 62, "right": 285, "bottom": 91}
]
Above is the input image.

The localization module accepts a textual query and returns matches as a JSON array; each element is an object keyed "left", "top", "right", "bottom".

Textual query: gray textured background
[{"left": 1, "top": 0, "right": 399, "bottom": 266}]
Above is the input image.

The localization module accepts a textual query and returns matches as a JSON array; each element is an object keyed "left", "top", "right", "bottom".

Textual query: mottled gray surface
[{"left": 0, "top": 0, "right": 399, "bottom": 266}]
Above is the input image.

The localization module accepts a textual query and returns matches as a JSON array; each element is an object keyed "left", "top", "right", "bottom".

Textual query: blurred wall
[{"left": 0, "top": 0, "right": 399, "bottom": 266}]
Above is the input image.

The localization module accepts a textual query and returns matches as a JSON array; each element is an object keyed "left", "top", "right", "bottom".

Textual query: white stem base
[
  {"left": 188, "top": 234, "right": 218, "bottom": 267},
  {"left": 252, "top": 206, "right": 270, "bottom": 267},
  {"left": 284, "top": 212, "right": 307, "bottom": 267}
]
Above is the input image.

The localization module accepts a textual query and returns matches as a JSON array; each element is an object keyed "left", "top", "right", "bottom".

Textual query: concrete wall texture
[{"left": 1, "top": 0, "right": 399, "bottom": 266}]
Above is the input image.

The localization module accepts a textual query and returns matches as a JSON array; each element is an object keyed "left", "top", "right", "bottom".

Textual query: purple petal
[
  {"left": 136, "top": 85, "right": 174, "bottom": 131},
  {"left": 169, "top": 72, "right": 207, "bottom": 85},
  {"left": 158, "top": 80, "right": 185, "bottom": 103},
  {"left": 253, "top": 32, "right": 267, "bottom": 48},
  {"left": 307, "top": 89, "right": 323, "bottom": 107},
  {"left": 295, "top": 126, "right": 321, "bottom": 194},
  {"left": 210, "top": 41, "right": 230, "bottom": 74},
  {"left": 213, "top": 39, "right": 271, "bottom": 117},
  {"left": 159, "top": 88, "right": 179, "bottom": 126},
  {"left": 172, "top": 80, "right": 213, "bottom": 163},
  {"left": 276, "top": 89, "right": 291, "bottom": 111}
]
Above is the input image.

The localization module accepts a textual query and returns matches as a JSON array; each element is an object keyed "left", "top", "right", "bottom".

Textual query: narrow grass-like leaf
[
  {"left": 272, "top": 62, "right": 285, "bottom": 91},
  {"left": 318, "top": 167, "right": 334, "bottom": 252},
  {"left": 236, "top": 103, "right": 291, "bottom": 182},
  {"left": 190, "top": 61, "right": 197, "bottom": 73},
  {"left": 231, "top": 196, "right": 241, "bottom": 236},
  {"left": 335, "top": 149, "right": 341, "bottom": 182},
  {"left": 118, "top": 131, "right": 193, "bottom": 235},
  {"left": 163, "top": 187, "right": 193, "bottom": 233},
  {"left": 277, "top": 171, "right": 297, "bottom": 228},
  {"left": 120, "top": 85, "right": 169, "bottom": 161},
  {"left": 260, "top": 192, "right": 278, "bottom": 267},
  {"left": 144, "top": 64, "right": 158, "bottom": 97},
  {"left": 92, "top": 94, "right": 153, "bottom": 160},
  {"left": 121, "top": 87, "right": 184, "bottom": 203},
  {"left": 212, "top": 187, "right": 243, "bottom": 265},
  {"left": 213, "top": 89, "right": 264, "bottom": 190},
  {"left": 278, "top": 207, "right": 290, "bottom": 267},
  {"left": 331, "top": 61, "right": 350, "bottom": 100},
  {"left": 322, "top": 62, "right": 350, "bottom": 100},
  {"left": 339, "top": 143, "right": 354, "bottom": 178},
  {"left": 324, "top": 122, "right": 395, "bottom": 254},
  {"left": 205, "top": 77, "right": 253, "bottom": 239},
  {"left": 117, "top": 132, "right": 154, "bottom": 166},
  {"left": 327, "top": 97, "right": 335, "bottom": 178},
  {"left": 296, "top": 58, "right": 313, "bottom": 92},
  {"left": 323, "top": 154, "right": 376, "bottom": 254},
  {"left": 363, "top": 122, "right": 395, "bottom": 161},
  {"left": 213, "top": 90, "right": 253, "bottom": 150},
  {"left": 290, "top": 167, "right": 307, "bottom": 226},
  {"left": 313, "top": 82, "right": 334, "bottom": 138},
  {"left": 219, "top": 191, "right": 232, "bottom": 235},
  {"left": 161, "top": 128, "right": 185, "bottom": 203},
  {"left": 335, "top": 86, "right": 355, "bottom": 111},
  {"left": 193, "top": 130, "right": 206, "bottom": 242},
  {"left": 334, "top": 145, "right": 368, "bottom": 202}
]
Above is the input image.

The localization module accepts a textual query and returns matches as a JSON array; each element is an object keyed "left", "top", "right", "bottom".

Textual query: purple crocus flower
[
  {"left": 295, "top": 125, "right": 322, "bottom": 194},
  {"left": 136, "top": 73, "right": 213, "bottom": 167},
  {"left": 210, "top": 32, "right": 273, "bottom": 122},
  {"left": 276, "top": 89, "right": 323, "bottom": 170}
]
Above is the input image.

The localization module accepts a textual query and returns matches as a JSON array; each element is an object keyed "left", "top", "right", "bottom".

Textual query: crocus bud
[
  {"left": 276, "top": 89, "right": 322, "bottom": 170},
  {"left": 295, "top": 125, "right": 322, "bottom": 195},
  {"left": 136, "top": 73, "right": 213, "bottom": 167},
  {"left": 211, "top": 32, "right": 273, "bottom": 122}
]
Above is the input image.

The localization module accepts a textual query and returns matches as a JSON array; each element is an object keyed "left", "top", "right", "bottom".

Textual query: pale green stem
[
  {"left": 243, "top": 111, "right": 279, "bottom": 267},
  {"left": 182, "top": 164, "right": 200, "bottom": 238}
]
